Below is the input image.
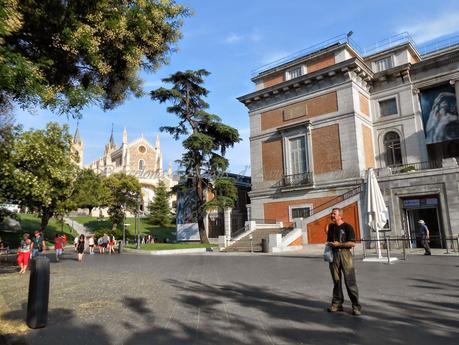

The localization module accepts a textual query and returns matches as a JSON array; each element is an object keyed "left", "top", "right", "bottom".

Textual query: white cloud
[
  {"left": 260, "top": 50, "right": 289, "bottom": 65},
  {"left": 399, "top": 11, "right": 459, "bottom": 44},
  {"left": 142, "top": 79, "right": 163, "bottom": 88},
  {"left": 224, "top": 32, "right": 262, "bottom": 45},
  {"left": 225, "top": 33, "right": 243, "bottom": 44}
]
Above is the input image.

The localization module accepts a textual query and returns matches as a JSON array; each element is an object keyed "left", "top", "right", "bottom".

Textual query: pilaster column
[{"left": 224, "top": 207, "right": 232, "bottom": 239}]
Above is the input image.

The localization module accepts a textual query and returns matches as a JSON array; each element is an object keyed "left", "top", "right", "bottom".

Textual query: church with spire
[{"left": 77, "top": 126, "right": 177, "bottom": 213}]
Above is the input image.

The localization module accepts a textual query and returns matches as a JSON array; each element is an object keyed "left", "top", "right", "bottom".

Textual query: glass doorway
[{"left": 405, "top": 206, "right": 443, "bottom": 248}]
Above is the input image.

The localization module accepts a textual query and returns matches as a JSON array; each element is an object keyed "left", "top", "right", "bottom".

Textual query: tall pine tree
[
  {"left": 148, "top": 180, "right": 171, "bottom": 227},
  {"left": 151, "top": 69, "right": 241, "bottom": 243}
]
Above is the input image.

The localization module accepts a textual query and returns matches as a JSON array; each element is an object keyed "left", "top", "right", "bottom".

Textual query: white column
[
  {"left": 203, "top": 210, "right": 209, "bottom": 237},
  {"left": 224, "top": 207, "right": 232, "bottom": 239}
]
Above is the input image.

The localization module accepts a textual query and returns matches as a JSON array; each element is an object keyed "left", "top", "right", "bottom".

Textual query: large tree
[
  {"left": 0, "top": 0, "right": 190, "bottom": 117},
  {"left": 103, "top": 173, "right": 141, "bottom": 236},
  {"left": 151, "top": 69, "right": 241, "bottom": 243},
  {"left": 148, "top": 179, "right": 171, "bottom": 226},
  {"left": 71, "top": 169, "right": 108, "bottom": 216},
  {"left": 0, "top": 122, "right": 79, "bottom": 228}
]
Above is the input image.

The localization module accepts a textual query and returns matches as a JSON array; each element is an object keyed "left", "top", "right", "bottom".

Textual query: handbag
[{"left": 323, "top": 245, "right": 333, "bottom": 263}]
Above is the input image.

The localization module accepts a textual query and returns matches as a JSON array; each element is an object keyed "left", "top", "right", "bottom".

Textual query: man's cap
[{"left": 418, "top": 220, "right": 425, "bottom": 224}]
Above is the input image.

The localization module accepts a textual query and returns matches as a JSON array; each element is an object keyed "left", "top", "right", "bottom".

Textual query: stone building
[
  {"left": 78, "top": 127, "right": 177, "bottom": 213},
  {"left": 238, "top": 33, "right": 459, "bottom": 249}
]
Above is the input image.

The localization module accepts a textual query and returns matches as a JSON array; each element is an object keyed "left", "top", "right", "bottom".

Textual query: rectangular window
[
  {"left": 291, "top": 206, "right": 311, "bottom": 219},
  {"left": 287, "top": 66, "right": 302, "bottom": 80},
  {"left": 289, "top": 136, "right": 307, "bottom": 175},
  {"left": 373, "top": 56, "right": 393, "bottom": 72},
  {"left": 379, "top": 98, "right": 398, "bottom": 116}
]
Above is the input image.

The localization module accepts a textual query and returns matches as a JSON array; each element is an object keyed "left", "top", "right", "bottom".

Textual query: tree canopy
[
  {"left": 71, "top": 169, "right": 109, "bottom": 216},
  {"left": 0, "top": 0, "right": 190, "bottom": 117},
  {"left": 103, "top": 172, "right": 142, "bottom": 235},
  {"left": 151, "top": 69, "right": 240, "bottom": 243},
  {"left": 0, "top": 122, "right": 79, "bottom": 228}
]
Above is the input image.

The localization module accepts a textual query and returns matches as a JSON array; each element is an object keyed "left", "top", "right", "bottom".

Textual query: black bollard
[{"left": 26, "top": 256, "right": 50, "bottom": 329}]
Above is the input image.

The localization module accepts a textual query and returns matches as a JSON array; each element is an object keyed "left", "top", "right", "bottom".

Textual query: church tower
[{"left": 72, "top": 123, "right": 84, "bottom": 168}]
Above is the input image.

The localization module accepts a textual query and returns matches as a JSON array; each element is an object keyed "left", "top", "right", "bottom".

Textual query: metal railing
[
  {"left": 418, "top": 33, "right": 459, "bottom": 56},
  {"left": 357, "top": 235, "right": 459, "bottom": 263},
  {"left": 280, "top": 172, "right": 313, "bottom": 188},
  {"left": 363, "top": 32, "right": 416, "bottom": 56},
  {"left": 251, "top": 33, "right": 362, "bottom": 77},
  {"left": 386, "top": 160, "right": 442, "bottom": 175},
  {"left": 310, "top": 185, "right": 363, "bottom": 219}
]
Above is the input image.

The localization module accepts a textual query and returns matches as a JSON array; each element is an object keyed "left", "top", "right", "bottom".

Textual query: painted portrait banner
[{"left": 419, "top": 84, "right": 459, "bottom": 144}]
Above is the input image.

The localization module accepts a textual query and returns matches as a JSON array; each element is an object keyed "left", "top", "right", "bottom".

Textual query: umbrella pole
[{"left": 375, "top": 220, "right": 382, "bottom": 259}]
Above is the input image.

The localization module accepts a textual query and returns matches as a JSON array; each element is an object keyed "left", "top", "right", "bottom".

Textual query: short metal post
[
  {"left": 402, "top": 235, "right": 407, "bottom": 261},
  {"left": 445, "top": 236, "right": 450, "bottom": 254},
  {"left": 249, "top": 234, "right": 253, "bottom": 253},
  {"left": 362, "top": 238, "right": 366, "bottom": 259},
  {"left": 385, "top": 236, "right": 391, "bottom": 264}
]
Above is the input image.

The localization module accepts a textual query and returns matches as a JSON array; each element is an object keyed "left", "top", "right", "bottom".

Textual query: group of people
[
  {"left": 72, "top": 233, "right": 118, "bottom": 262},
  {"left": 17, "top": 230, "right": 48, "bottom": 274},
  {"left": 16, "top": 230, "right": 120, "bottom": 271}
]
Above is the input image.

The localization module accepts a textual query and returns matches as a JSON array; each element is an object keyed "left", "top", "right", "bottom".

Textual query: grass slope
[
  {"left": 1, "top": 214, "right": 77, "bottom": 247},
  {"left": 70, "top": 216, "right": 176, "bottom": 242}
]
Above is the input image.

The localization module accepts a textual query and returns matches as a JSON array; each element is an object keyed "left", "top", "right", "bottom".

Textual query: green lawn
[
  {"left": 126, "top": 243, "right": 216, "bottom": 251},
  {"left": 70, "top": 216, "right": 176, "bottom": 242},
  {"left": 1, "top": 213, "right": 78, "bottom": 247}
]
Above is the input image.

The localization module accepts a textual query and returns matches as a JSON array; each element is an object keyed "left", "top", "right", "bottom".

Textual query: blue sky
[{"left": 14, "top": 0, "right": 459, "bottom": 175}]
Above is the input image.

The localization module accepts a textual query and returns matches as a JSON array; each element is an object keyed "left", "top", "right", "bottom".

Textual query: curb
[{"left": 124, "top": 247, "right": 214, "bottom": 255}]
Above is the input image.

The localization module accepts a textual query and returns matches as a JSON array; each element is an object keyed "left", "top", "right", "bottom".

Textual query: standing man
[
  {"left": 418, "top": 220, "right": 431, "bottom": 255},
  {"left": 326, "top": 208, "right": 361, "bottom": 316}
]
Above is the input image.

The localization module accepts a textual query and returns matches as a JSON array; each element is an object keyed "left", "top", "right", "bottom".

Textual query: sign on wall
[{"left": 419, "top": 84, "right": 459, "bottom": 144}]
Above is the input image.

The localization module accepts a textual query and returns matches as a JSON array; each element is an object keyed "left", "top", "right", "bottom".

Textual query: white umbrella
[{"left": 365, "top": 168, "right": 388, "bottom": 259}]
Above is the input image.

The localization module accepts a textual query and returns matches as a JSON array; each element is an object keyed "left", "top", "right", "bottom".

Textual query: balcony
[
  {"left": 375, "top": 160, "right": 446, "bottom": 177},
  {"left": 280, "top": 172, "right": 313, "bottom": 188}
]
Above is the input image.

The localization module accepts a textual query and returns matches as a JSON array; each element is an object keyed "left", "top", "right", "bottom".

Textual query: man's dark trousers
[{"left": 329, "top": 249, "right": 360, "bottom": 309}]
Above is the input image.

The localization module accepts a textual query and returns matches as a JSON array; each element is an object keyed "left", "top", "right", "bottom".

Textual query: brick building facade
[{"left": 238, "top": 33, "right": 459, "bottom": 247}]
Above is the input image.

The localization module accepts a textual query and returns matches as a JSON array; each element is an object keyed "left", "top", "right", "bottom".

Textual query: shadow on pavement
[
  {"left": 122, "top": 278, "right": 456, "bottom": 345},
  {"left": 1, "top": 303, "right": 111, "bottom": 345}
]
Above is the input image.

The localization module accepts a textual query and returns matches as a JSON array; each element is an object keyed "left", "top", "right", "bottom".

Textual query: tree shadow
[
  {"left": 1, "top": 304, "right": 111, "bottom": 345},
  {"left": 122, "top": 296, "right": 154, "bottom": 322}
]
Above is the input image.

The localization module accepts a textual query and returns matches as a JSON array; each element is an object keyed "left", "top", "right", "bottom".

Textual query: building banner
[{"left": 419, "top": 84, "right": 459, "bottom": 144}]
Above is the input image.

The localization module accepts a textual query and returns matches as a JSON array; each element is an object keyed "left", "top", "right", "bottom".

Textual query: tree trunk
[
  {"left": 88, "top": 207, "right": 93, "bottom": 217},
  {"left": 195, "top": 178, "right": 209, "bottom": 244},
  {"left": 40, "top": 209, "right": 52, "bottom": 230}
]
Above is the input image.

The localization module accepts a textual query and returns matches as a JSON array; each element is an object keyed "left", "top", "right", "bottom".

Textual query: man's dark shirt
[{"left": 327, "top": 223, "right": 356, "bottom": 245}]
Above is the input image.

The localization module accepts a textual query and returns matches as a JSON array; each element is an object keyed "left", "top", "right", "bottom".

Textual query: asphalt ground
[{"left": 0, "top": 251, "right": 458, "bottom": 345}]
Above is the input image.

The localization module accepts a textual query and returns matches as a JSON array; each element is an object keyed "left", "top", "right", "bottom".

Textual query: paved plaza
[{"left": 1, "top": 252, "right": 458, "bottom": 345}]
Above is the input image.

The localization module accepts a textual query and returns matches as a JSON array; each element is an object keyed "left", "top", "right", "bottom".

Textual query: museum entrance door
[{"left": 403, "top": 196, "right": 443, "bottom": 248}]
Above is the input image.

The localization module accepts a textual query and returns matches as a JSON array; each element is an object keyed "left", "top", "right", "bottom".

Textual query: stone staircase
[{"left": 224, "top": 227, "right": 285, "bottom": 252}]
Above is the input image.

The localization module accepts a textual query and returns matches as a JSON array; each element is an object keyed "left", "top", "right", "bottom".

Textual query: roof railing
[
  {"left": 251, "top": 31, "right": 459, "bottom": 80},
  {"left": 251, "top": 33, "right": 362, "bottom": 78}
]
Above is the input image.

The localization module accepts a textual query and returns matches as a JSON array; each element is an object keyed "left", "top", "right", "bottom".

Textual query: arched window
[
  {"left": 384, "top": 132, "right": 402, "bottom": 167},
  {"left": 138, "top": 159, "right": 145, "bottom": 170}
]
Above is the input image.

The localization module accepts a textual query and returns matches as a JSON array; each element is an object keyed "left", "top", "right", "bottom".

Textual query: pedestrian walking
[
  {"left": 109, "top": 235, "right": 116, "bottom": 254},
  {"left": 77, "top": 234, "right": 85, "bottom": 262},
  {"left": 326, "top": 208, "right": 362, "bottom": 316},
  {"left": 97, "top": 236, "right": 104, "bottom": 254},
  {"left": 54, "top": 234, "right": 63, "bottom": 262},
  {"left": 17, "top": 233, "right": 32, "bottom": 274},
  {"left": 88, "top": 236, "right": 95, "bottom": 255},
  {"left": 418, "top": 220, "right": 431, "bottom": 255},
  {"left": 31, "top": 230, "right": 46, "bottom": 258},
  {"left": 74, "top": 235, "right": 79, "bottom": 252}
]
